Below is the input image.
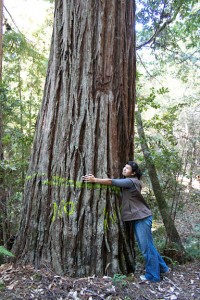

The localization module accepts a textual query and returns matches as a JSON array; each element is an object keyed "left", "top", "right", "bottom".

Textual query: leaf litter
[{"left": 0, "top": 261, "right": 199, "bottom": 299}]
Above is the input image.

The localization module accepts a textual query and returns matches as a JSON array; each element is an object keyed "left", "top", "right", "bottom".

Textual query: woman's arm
[
  {"left": 82, "top": 174, "right": 112, "bottom": 185},
  {"left": 82, "top": 175, "right": 136, "bottom": 189}
]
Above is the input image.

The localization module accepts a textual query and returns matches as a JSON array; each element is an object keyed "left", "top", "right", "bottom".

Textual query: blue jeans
[{"left": 132, "top": 216, "right": 169, "bottom": 282}]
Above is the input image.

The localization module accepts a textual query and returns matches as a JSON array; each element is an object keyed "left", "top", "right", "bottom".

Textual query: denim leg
[{"left": 132, "top": 216, "right": 169, "bottom": 282}]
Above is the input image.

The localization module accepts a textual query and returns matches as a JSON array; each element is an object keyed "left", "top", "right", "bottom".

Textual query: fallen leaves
[{"left": 0, "top": 261, "right": 200, "bottom": 299}]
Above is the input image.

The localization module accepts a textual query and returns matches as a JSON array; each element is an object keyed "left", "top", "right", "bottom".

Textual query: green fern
[{"left": 0, "top": 246, "right": 15, "bottom": 257}]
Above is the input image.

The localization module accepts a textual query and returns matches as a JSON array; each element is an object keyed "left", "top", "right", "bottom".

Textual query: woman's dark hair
[{"left": 127, "top": 161, "right": 143, "bottom": 179}]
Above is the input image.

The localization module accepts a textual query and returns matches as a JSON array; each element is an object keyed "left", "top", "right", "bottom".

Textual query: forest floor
[
  {"left": 0, "top": 184, "right": 199, "bottom": 300},
  {"left": 0, "top": 260, "right": 199, "bottom": 300}
]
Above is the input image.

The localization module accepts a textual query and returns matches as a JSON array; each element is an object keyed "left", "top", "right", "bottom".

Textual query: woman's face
[{"left": 122, "top": 164, "right": 134, "bottom": 177}]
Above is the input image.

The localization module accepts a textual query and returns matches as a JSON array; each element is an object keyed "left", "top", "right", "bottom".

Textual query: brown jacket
[{"left": 121, "top": 177, "right": 152, "bottom": 221}]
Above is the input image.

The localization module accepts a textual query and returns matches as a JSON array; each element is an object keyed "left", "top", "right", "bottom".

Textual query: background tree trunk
[
  {"left": 0, "top": 0, "right": 7, "bottom": 246},
  {"left": 136, "top": 108, "right": 187, "bottom": 260},
  {"left": 13, "top": 0, "right": 136, "bottom": 276},
  {"left": 0, "top": 0, "right": 2, "bottom": 78}
]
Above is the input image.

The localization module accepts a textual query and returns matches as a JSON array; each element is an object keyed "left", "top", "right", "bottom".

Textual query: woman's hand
[
  {"left": 82, "top": 174, "right": 96, "bottom": 183},
  {"left": 82, "top": 175, "right": 112, "bottom": 185}
]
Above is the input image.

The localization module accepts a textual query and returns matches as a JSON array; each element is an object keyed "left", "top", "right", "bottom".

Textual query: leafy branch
[{"left": 136, "top": 1, "right": 182, "bottom": 50}]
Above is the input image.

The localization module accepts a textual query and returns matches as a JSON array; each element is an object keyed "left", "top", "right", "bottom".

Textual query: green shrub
[
  {"left": 112, "top": 273, "right": 127, "bottom": 288},
  {"left": 185, "top": 224, "right": 200, "bottom": 259}
]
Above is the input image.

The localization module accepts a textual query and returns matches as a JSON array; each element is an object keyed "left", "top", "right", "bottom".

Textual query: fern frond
[{"left": 0, "top": 246, "right": 15, "bottom": 257}]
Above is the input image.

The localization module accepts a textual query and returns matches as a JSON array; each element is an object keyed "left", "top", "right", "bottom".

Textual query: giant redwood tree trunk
[{"left": 13, "top": 0, "right": 136, "bottom": 276}]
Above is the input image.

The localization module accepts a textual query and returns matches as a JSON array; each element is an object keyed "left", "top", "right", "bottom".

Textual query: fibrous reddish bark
[{"left": 14, "top": 0, "right": 136, "bottom": 276}]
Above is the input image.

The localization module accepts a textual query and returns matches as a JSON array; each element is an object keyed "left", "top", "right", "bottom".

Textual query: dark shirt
[
  {"left": 111, "top": 178, "right": 136, "bottom": 189},
  {"left": 111, "top": 177, "right": 152, "bottom": 221}
]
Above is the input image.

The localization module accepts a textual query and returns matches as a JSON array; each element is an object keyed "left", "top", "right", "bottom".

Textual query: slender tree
[
  {"left": 14, "top": 0, "right": 136, "bottom": 276},
  {"left": 0, "top": 0, "right": 6, "bottom": 246},
  {"left": 136, "top": 108, "right": 187, "bottom": 259},
  {"left": 0, "top": 0, "right": 2, "bottom": 78}
]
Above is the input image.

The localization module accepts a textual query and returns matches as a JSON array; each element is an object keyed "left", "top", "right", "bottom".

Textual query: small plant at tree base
[
  {"left": 0, "top": 280, "right": 6, "bottom": 291},
  {"left": 112, "top": 273, "right": 127, "bottom": 288}
]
